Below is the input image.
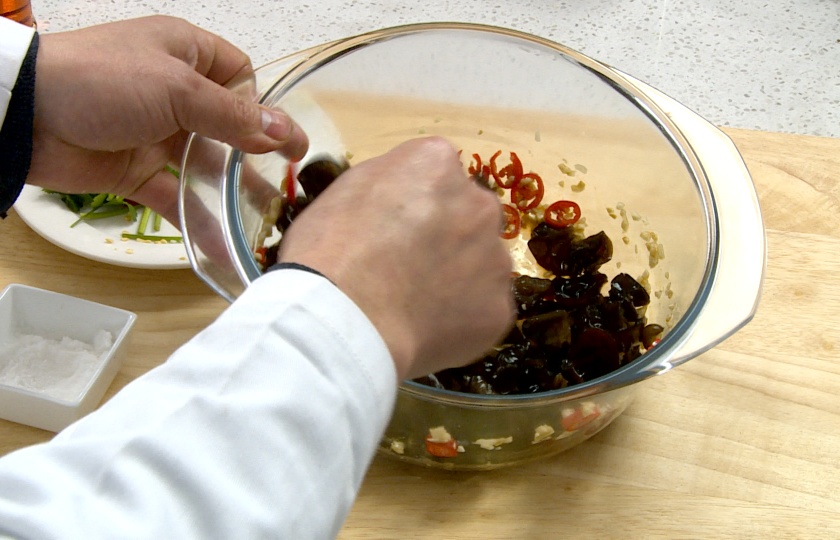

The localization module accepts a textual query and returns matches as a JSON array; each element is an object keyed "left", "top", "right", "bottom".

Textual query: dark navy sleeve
[{"left": 0, "top": 32, "right": 39, "bottom": 219}]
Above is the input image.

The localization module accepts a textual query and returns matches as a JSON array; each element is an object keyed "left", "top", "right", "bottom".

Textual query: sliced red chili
[
  {"left": 544, "top": 200, "right": 582, "bottom": 228},
  {"left": 499, "top": 152, "right": 524, "bottom": 188},
  {"left": 425, "top": 436, "right": 459, "bottom": 458},
  {"left": 488, "top": 150, "right": 504, "bottom": 186},
  {"left": 467, "top": 153, "right": 482, "bottom": 176},
  {"left": 283, "top": 162, "right": 297, "bottom": 205},
  {"left": 500, "top": 204, "right": 521, "bottom": 239},
  {"left": 491, "top": 150, "right": 523, "bottom": 189},
  {"left": 511, "top": 172, "right": 544, "bottom": 211},
  {"left": 561, "top": 407, "right": 601, "bottom": 432},
  {"left": 255, "top": 246, "right": 267, "bottom": 265}
]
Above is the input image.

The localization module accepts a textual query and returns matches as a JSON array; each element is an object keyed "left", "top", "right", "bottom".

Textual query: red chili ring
[
  {"left": 492, "top": 151, "right": 523, "bottom": 189},
  {"left": 468, "top": 153, "right": 482, "bottom": 176},
  {"left": 544, "top": 200, "right": 582, "bottom": 228},
  {"left": 500, "top": 204, "right": 521, "bottom": 239},
  {"left": 488, "top": 150, "right": 504, "bottom": 187},
  {"left": 511, "top": 172, "right": 544, "bottom": 211}
]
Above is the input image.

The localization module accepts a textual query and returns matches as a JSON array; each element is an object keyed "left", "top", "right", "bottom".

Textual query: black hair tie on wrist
[
  {"left": 265, "top": 261, "right": 334, "bottom": 285},
  {"left": 0, "top": 31, "right": 39, "bottom": 219}
]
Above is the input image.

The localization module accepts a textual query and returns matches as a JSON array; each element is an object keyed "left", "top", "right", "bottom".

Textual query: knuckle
[
  {"left": 168, "top": 67, "right": 201, "bottom": 102},
  {"left": 160, "top": 15, "right": 195, "bottom": 37},
  {"left": 426, "top": 135, "right": 456, "bottom": 154},
  {"left": 228, "top": 95, "right": 259, "bottom": 134},
  {"left": 165, "top": 70, "right": 202, "bottom": 127},
  {"left": 417, "top": 136, "right": 459, "bottom": 170}
]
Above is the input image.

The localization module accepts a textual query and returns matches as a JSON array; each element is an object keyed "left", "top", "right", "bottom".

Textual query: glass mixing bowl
[{"left": 180, "top": 23, "right": 764, "bottom": 470}]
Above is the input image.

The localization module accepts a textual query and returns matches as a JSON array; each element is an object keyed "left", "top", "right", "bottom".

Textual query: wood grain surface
[{"left": 0, "top": 127, "right": 838, "bottom": 539}]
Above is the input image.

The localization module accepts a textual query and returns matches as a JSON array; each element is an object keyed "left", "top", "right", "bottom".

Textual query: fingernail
[{"left": 261, "top": 109, "right": 293, "bottom": 141}]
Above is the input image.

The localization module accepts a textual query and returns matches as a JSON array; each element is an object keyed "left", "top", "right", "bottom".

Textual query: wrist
[
  {"left": 318, "top": 268, "right": 418, "bottom": 381},
  {"left": 276, "top": 253, "right": 417, "bottom": 381}
]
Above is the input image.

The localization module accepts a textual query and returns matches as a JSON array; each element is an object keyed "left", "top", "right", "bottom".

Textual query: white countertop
[{"left": 32, "top": 0, "right": 839, "bottom": 138}]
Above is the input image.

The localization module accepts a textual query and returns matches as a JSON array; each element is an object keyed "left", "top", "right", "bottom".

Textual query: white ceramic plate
[{"left": 13, "top": 185, "right": 190, "bottom": 269}]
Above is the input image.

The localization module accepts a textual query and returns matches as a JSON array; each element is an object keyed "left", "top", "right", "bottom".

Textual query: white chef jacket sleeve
[
  {"left": 0, "top": 268, "right": 399, "bottom": 540},
  {"left": 0, "top": 16, "right": 35, "bottom": 122}
]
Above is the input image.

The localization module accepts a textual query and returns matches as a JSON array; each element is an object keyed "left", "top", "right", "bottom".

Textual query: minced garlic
[
  {"left": 474, "top": 436, "right": 513, "bottom": 450},
  {"left": 427, "top": 426, "right": 453, "bottom": 443},
  {"left": 558, "top": 163, "right": 576, "bottom": 176},
  {"left": 532, "top": 425, "right": 555, "bottom": 444},
  {"left": 389, "top": 440, "right": 405, "bottom": 455}
]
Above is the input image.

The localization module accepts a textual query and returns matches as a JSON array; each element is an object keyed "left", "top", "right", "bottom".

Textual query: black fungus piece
[
  {"left": 499, "top": 325, "right": 529, "bottom": 348},
  {"left": 297, "top": 156, "right": 349, "bottom": 200},
  {"left": 513, "top": 275, "right": 553, "bottom": 298},
  {"left": 528, "top": 225, "right": 612, "bottom": 277},
  {"left": 568, "top": 327, "right": 621, "bottom": 380},
  {"left": 414, "top": 373, "right": 446, "bottom": 390},
  {"left": 488, "top": 368, "right": 522, "bottom": 395},
  {"left": 551, "top": 272, "right": 608, "bottom": 309},
  {"left": 263, "top": 243, "right": 280, "bottom": 269},
  {"left": 275, "top": 195, "right": 309, "bottom": 231},
  {"left": 426, "top": 366, "right": 474, "bottom": 394},
  {"left": 481, "top": 345, "right": 527, "bottom": 394},
  {"left": 613, "top": 322, "right": 644, "bottom": 361},
  {"left": 609, "top": 273, "right": 651, "bottom": 307},
  {"left": 561, "top": 231, "right": 613, "bottom": 276},
  {"left": 275, "top": 156, "right": 349, "bottom": 232},
  {"left": 641, "top": 324, "right": 665, "bottom": 349},
  {"left": 464, "top": 375, "right": 495, "bottom": 395},
  {"left": 493, "top": 343, "right": 529, "bottom": 368},
  {"left": 559, "top": 357, "right": 585, "bottom": 385},
  {"left": 587, "top": 298, "right": 629, "bottom": 333},
  {"left": 575, "top": 300, "right": 607, "bottom": 331},
  {"left": 550, "top": 373, "right": 569, "bottom": 390},
  {"left": 512, "top": 275, "right": 558, "bottom": 316},
  {"left": 620, "top": 298, "right": 642, "bottom": 325},
  {"left": 521, "top": 310, "right": 572, "bottom": 349},
  {"left": 518, "top": 357, "right": 556, "bottom": 394},
  {"left": 623, "top": 342, "right": 645, "bottom": 365},
  {"left": 527, "top": 222, "right": 575, "bottom": 274}
]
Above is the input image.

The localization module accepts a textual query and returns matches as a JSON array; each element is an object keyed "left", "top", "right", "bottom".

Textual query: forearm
[{"left": 0, "top": 269, "right": 397, "bottom": 539}]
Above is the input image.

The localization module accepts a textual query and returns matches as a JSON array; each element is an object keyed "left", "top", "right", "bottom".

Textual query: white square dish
[{"left": 0, "top": 284, "right": 136, "bottom": 432}]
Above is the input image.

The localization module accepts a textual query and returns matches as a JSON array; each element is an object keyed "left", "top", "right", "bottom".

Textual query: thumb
[{"left": 171, "top": 71, "right": 309, "bottom": 160}]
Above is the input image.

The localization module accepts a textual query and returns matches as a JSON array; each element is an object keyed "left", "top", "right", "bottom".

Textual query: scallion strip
[
  {"left": 137, "top": 206, "right": 152, "bottom": 234},
  {"left": 71, "top": 206, "right": 129, "bottom": 227},
  {"left": 120, "top": 233, "right": 183, "bottom": 243}
]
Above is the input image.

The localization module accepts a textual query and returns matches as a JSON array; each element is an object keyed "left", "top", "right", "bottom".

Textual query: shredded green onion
[
  {"left": 44, "top": 188, "right": 183, "bottom": 243},
  {"left": 120, "top": 233, "right": 183, "bottom": 243}
]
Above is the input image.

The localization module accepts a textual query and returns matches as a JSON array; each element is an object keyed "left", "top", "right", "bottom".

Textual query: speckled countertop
[{"left": 32, "top": 0, "right": 840, "bottom": 138}]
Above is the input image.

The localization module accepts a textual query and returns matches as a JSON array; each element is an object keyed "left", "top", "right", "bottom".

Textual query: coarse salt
[{"left": 0, "top": 330, "right": 113, "bottom": 401}]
